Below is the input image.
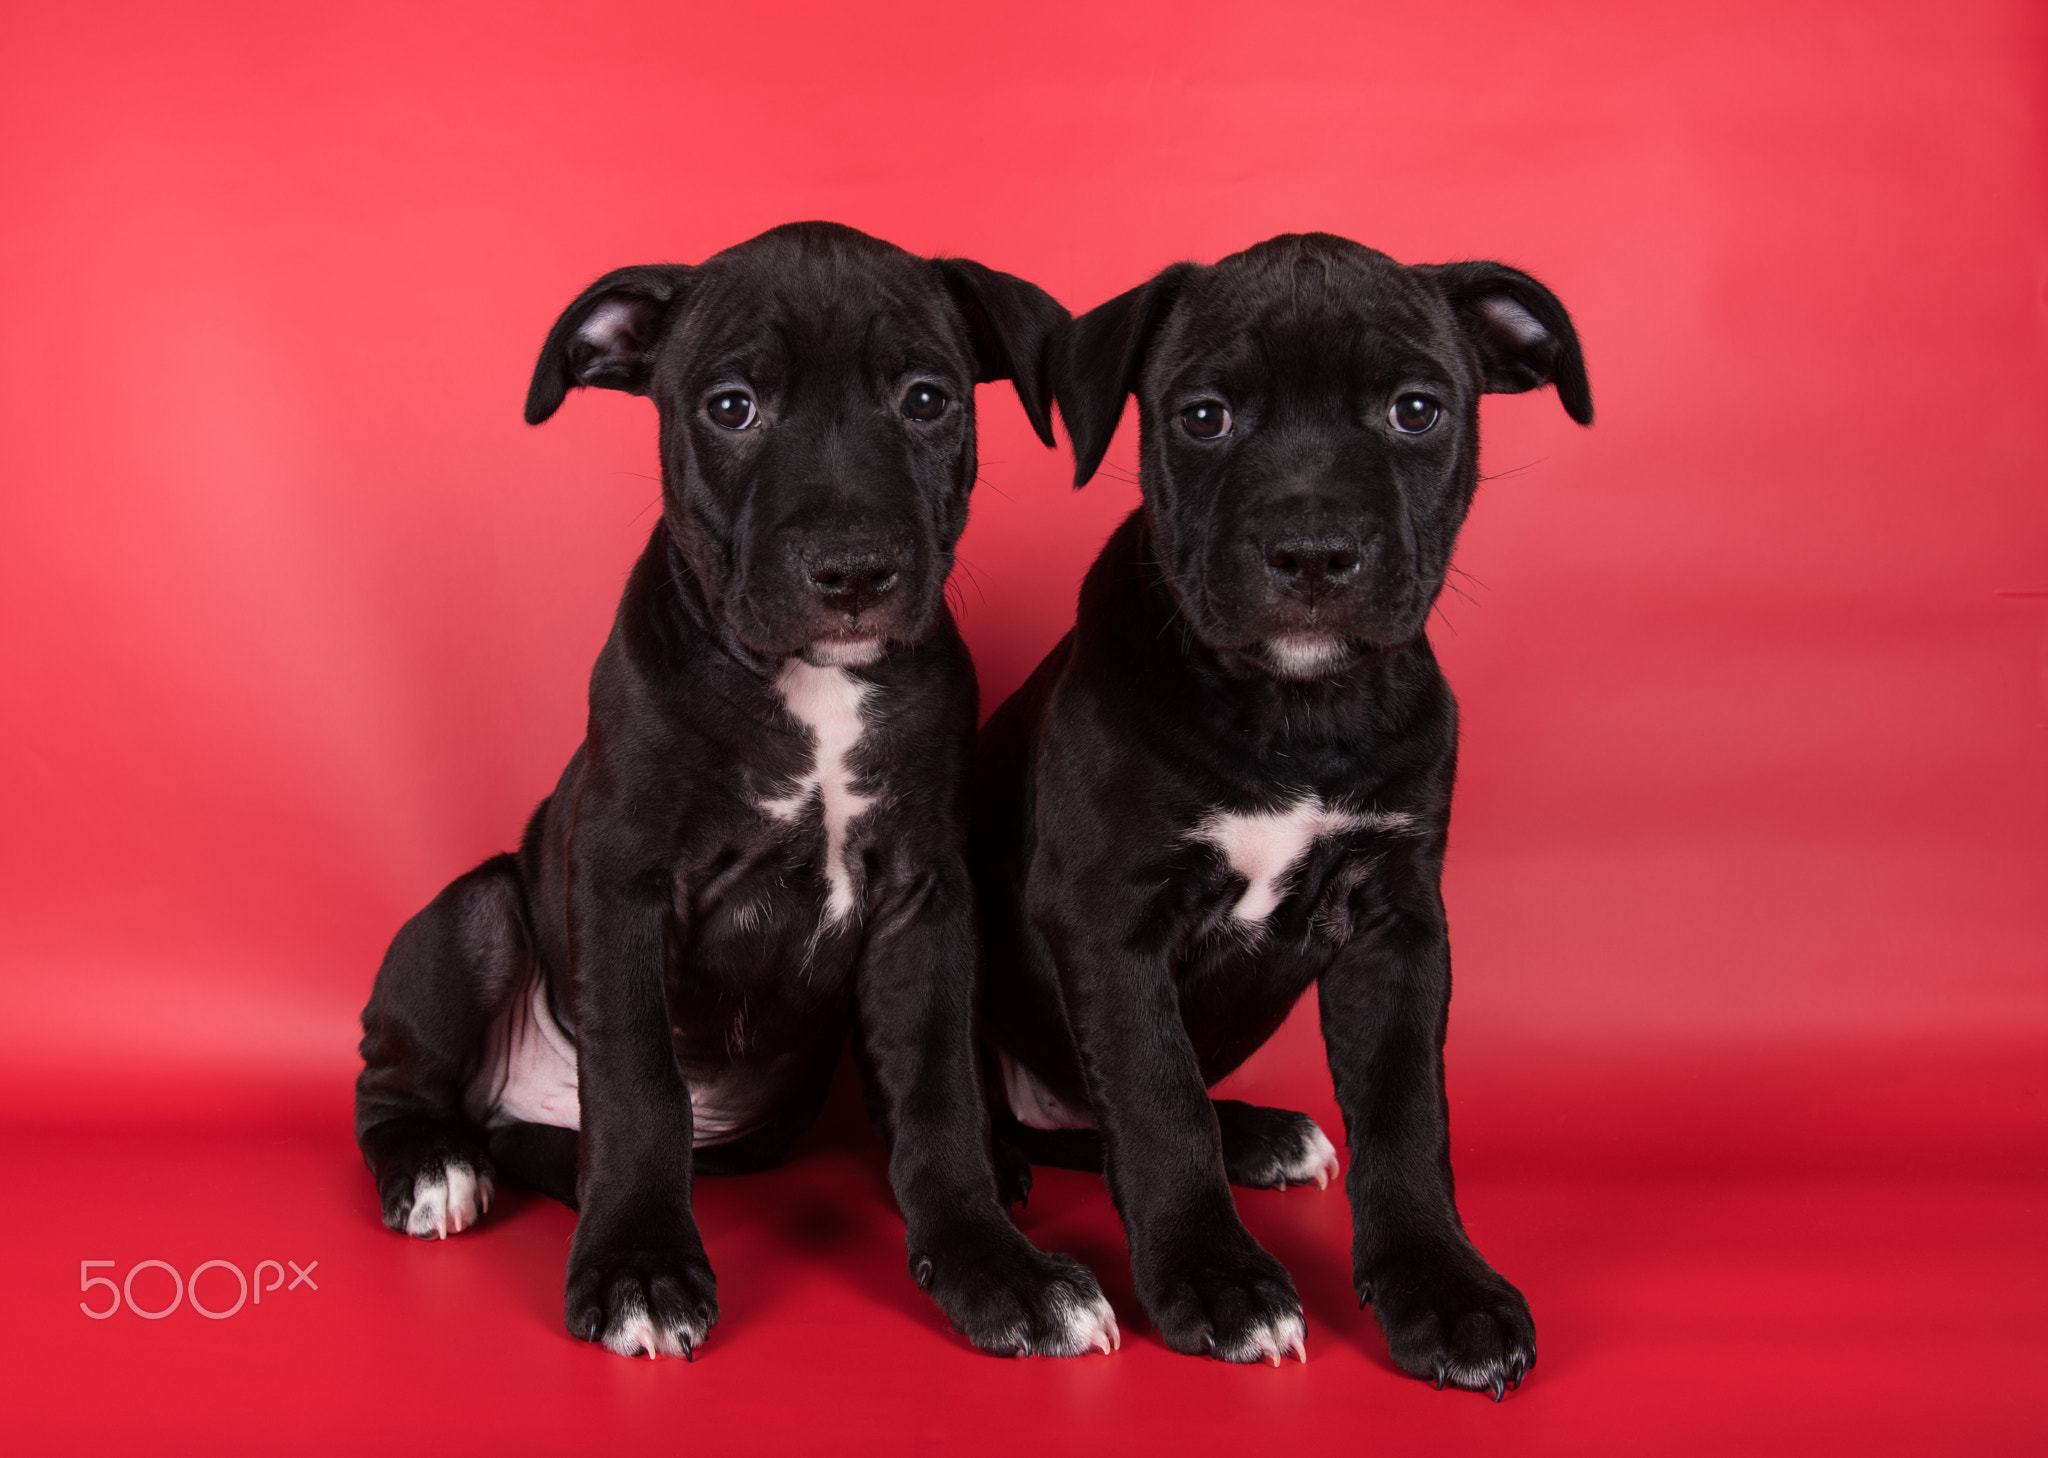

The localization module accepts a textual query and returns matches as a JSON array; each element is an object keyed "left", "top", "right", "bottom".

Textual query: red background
[{"left": 3, "top": 1, "right": 2044, "bottom": 1451}]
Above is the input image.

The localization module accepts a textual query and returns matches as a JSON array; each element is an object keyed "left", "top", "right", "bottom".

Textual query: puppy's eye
[
  {"left": 902, "top": 383, "right": 949, "bottom": 422},
  {"left": 1181, "top": 400, "right": 1232, "bottom": 440},
  {"left": 707, "top": 391, "right": 756, "bottom": 430},
  {"left": 1390, "top": 394, "right": 1440, "bottom": 434}
]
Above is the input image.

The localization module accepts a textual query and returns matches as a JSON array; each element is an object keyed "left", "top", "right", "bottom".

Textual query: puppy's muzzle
[
  {"left": 779, "top": 532, "right": 931, "bottom": 664},
  {"left": 1238, "top": 518, "right": 1423, "bottom": 666}
]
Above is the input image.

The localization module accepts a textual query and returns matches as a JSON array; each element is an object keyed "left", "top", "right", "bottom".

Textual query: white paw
[
  {"left": 601, "top": 1287, "right": 709, "bottom": 1360},
  {"left": 1036, "top": 1285, "right": 1122, "bottom": 1358},
  {"left": 1217, "top": 1308, "right": 1309, "bottom": 1367},
  {"left": 1275, "top": 1122, "right": 1341, "bottom": 1192},
  {"left": 403, "top": 1161, "right": 492, "bottom": 1240}
]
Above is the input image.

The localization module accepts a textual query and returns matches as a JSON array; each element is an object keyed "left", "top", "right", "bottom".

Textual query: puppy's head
[
  {"left": 527, "top": 223, "right": 1065, "bottom": 666},
  {"left": 1055, "top": 234, "right": 1592, "bottom": 680}
]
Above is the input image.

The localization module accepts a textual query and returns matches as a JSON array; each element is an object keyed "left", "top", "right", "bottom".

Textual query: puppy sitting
[
  {"left": 356, "top": 222, "right": 1116, "bottom": 1361},
  {"left": 971, "top": 233, "right": 1590, "bottom": 1392}
]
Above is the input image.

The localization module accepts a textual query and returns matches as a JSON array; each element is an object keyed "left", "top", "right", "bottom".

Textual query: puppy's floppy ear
[
  {"left": 934, "top": 258, "right": 1070, "bottom": 449},
  {"left": 1053, "top": 263, "right": 1196, "bottom": 487},
  {"left": 1429, "top": 261, "right": 1594, "bottom": 425},
  {"left": 524, "top": 264, "right": 696, "bottom": 425}
]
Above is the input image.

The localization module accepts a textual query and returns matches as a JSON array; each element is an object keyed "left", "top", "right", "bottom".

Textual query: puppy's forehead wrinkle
[
  {"left": 713, "top": 324, "right": 960, "bottom": 404},
  {"left": 680, "top": 259, "right": 961, "bottom": 377},
  {"left": 1158, "top": 315, "right": 1451, "bottom": 415},
  {"left": 1184, "top": 236, "right": 1437, "bottom": 332}
]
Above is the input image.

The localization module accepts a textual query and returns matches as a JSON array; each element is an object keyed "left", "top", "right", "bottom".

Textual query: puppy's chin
[
  {"left": 800, "top": 634, "right": 889, "bottom": 668},
  {"left": 1260, "top": 632, "right": 1355, "bottom": 681}
]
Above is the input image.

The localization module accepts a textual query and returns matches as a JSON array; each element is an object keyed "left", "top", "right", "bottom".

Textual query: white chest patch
[
  {"left": 1190, "top": 797, "right": 1414, "bottom": 924},
  {"left": 758, "top": 659, "right": 876, "bottom": 925}
]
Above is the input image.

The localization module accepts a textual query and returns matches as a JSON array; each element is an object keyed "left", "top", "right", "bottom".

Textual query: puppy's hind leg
[
  {"left": 1213, "top": 1099, "right": 1341, "bottom": 1192},
  {"left": 487, "top": 1121, "right": 580, "bottom": 1211},
  {"left": 994, "top": 1116, "right": 1105, "bottom": 1171},
  {"left": 356, "top": 853, "right": 532, "bottom": 1238},
  {"left": 1001, "top": 1099, "right": 1338, "bottom": 1192},
  {"left": 990, "top": 1127, "right": 1035, "bottom": 1209}
]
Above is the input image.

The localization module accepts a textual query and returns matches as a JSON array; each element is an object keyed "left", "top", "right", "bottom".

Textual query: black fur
[
  {"left": 971, "top": 233, "right": 1590, "bottom": 1391},
  {"left": 357, "top": 222, "right": 1109, "bottom": 1360}
]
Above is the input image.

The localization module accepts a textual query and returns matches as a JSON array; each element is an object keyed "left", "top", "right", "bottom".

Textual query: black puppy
[
  {"left": 971, "top": 234, "right": 1590, "bottom": 1392},
  {"left": 356, "top": 222, "right": 1117, "bottom": 1361}
]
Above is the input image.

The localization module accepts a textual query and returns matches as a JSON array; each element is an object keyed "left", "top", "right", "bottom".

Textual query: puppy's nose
[
  {"left": 1264, "top": 533, "right": 1363, "bottom": 596},
  {"left": 808, "top": 550, "right": 901, "bottom": 614}
]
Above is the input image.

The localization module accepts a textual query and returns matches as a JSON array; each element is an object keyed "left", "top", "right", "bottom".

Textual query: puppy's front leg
[
  {"left": 1058, "top": 929, "right": 1305, "bottom": 1364},
  {"left": 562, "top": 867, "right": 717, "bottom": 1360},
  {"left": 858, "top": 874, "right": 1117, "bottom": 1357},
  {"left": 1319, "top": 893, "right": 1535, "bottom": 1397}
]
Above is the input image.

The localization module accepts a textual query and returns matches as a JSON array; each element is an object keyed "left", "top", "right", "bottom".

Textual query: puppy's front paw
[
  {"left": 1214, "top": 1100, "right": 1341, "bottom": 1191},
  {"left": 1142, "top": 1243, "right": 1306, "bottom": 1365},
  {"left": 1362, "top": 1250, "right": 1535, "bottom": 1399},
  {"left": 916, "top": 1227, "right": 1118, "bottom": 1358},
  {"left": 566, "top": 1242, "right": 719, "bottom": 1360}
]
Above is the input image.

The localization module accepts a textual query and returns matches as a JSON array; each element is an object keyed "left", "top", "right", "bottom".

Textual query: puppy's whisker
[
  {"left": 1477, "top": 458, "right": 1545, "bottom": 484},
  {"left": 952, "top": 555, "right": 993, "bottom": 608}
]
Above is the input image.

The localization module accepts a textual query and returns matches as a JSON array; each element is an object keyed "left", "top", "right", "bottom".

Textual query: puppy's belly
[
  {"left": 464, "top": 975, "right": 581, "bottom": 1131},
  {"left": 463, "top": 976, "right": 768, "bottom": 1147},
  {"left": 999, "top": 1050, "right": 1096, "bottom": 1131}
]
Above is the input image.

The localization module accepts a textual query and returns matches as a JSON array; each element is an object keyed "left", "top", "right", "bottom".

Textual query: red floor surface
[
  {"left": 8, "top": 1027, "right": 2044, "bottom": 1454},
  {"left": 4, "top": 1, "right": 2046, "bottom": 1453}
]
